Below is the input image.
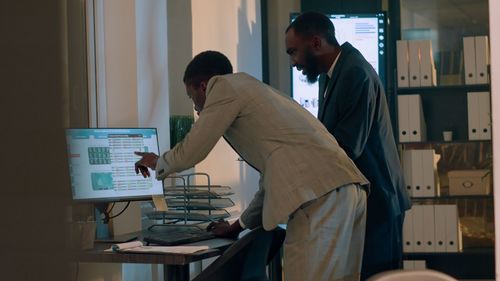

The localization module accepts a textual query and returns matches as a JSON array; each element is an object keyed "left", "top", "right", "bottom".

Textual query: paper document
[{"left": 107, "top": 240, "right": 210, "bottom": 254}]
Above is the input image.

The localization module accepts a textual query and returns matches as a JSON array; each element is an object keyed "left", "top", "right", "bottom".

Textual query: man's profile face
[
  {"left": 185, "top": 82, "right": 206, "bottom": 114},
  {"left": 285, "top": 28, "right": 321, "bottom": 83}
]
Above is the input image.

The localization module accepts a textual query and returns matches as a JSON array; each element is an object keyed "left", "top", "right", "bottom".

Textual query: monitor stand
[{"left": 94, "top": 203, "right": 139, "bottom": 243}]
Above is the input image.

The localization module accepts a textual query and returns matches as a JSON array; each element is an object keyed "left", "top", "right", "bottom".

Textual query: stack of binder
[
  {"left": 463, "top": 36, "right": 489, "bottom": 85},
  {"left": 397, "top": 40, "right": 437, "bottom": 88},
  {"left": 397, "top": 94, "right": 427, "bottom": 142},
  {"left": 403, "top": 260, "right": 426, "bottom": 270},
  {"left": 403, "top": 204, "right": 463, "bottom": 253},
  {"left": 402, "top": 149, "right": 440, "bottom": 197},
  {"left": 467, "top": 91, "right": 491, "bottom": 140}
]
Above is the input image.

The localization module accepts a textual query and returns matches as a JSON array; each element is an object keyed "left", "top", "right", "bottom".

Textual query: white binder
[
  {"left": 418, "top": 40, "right": 436, "bottom": 87},
  {"left": 463, "top": 36, "right": 476, "bottom": 84},
  {"left": 403, "top": 260, "right": 426, "bottom": 270},
  {"left": 403, "top": 150, "right": 413, "bottom": 196},
  {"left": 403, "top": 260, "right": 414, "bottom": 270},
  {"left": 475, "top": 36, "right": 489, "bottom": 84},
  {"left": 403, "top": 208, "right": 414, "bottom": 253},
  {"left": 467, "top": 92, "right": 480, "bottom": 140},
  {"left": 410, "top": 150, "right": 425, "bottom": 197},
  {"left": 423, "top": 204, "right": 436, "bottom": 252},
  {"left": 414, "top": 260, "right": 427, "bottom": 270},
  {"left": 421, "top": 149, "right": 436, "bottom": 197},
  {"left": 468, "top": 92, "right": 490, "bottom": 140},
  {"left": 445, "top": 205, "right": 462, "bottom": 252},
  {"left": 398, "top": 95, "right": 411, "bottom": 142},
  {"left": 478, "top": 91, "right": 491, "bottom": 140},
  {"left": 397, "top": 40, "right": 410, "bottom": 88},
  {"left": 408, "top": 95, "right": 426, "bottom": 142},
  {"left": 412, "top": 205, "right": 425, "bottom": 252},
  {"left": 434, "top": 205, "right": 447, "bottom": 252},
  {"left": 409, "top": 40, "right": 421, "bottom": 87}
]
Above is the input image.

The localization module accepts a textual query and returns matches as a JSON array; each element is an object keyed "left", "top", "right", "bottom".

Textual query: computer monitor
[
  {"left": 290, "top": 12, "right": 387, "bottom": 117},
  {"left": 65, "top": 128, "right": 164, "bottom": 202}
]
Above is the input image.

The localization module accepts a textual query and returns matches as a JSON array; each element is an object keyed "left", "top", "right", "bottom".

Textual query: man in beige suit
[{"left": 135, "top": 51, "right": 369, "bottom": 281}]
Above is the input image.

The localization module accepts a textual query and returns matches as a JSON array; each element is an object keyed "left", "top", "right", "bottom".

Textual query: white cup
[{"left": 443, "top": 131, "right": 453, "bottom": 142}]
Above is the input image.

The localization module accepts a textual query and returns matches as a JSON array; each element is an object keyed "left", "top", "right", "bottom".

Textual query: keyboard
[{"left": 143, "top": 225, "right": 215, "bottom": 246}]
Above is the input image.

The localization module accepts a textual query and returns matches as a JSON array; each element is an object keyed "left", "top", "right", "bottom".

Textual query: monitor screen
[
  {"left": 291, "top": 13, "right": 387, "bottom": 117},
  {"left": 65, "top": 128, "right": 164, "bottom": 202}
]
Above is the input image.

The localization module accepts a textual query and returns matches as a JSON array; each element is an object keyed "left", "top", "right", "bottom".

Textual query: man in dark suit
[{"left": 285, "top": 11, "right": 411, "bottom": 280}]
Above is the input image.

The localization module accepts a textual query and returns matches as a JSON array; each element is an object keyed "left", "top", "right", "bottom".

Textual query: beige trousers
[{"left": 284, "top": 183, "right": 367, "bottom": 281}]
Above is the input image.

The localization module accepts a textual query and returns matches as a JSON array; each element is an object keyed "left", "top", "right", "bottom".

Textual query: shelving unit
[
  {"left": 410, "top": 195, "right": 492, "bottom": 200},
  {"left": 397, "top": 84, "right": 490, "bottom": 94},
  {"left": 404, "top": 248, "right": 494, "bottom": 279},
  {"left": 397, "top": 84, "right": 491, "bottom": 142},
  {"left": 391, "top": 0, "right": 493, "bottom": 278}
]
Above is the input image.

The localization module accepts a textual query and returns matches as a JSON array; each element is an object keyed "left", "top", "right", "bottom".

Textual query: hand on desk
[{"left": 206, "top": 220, "right": 243, "bottom": 239}]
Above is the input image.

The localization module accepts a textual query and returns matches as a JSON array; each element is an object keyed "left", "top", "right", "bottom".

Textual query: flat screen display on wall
[{"left": 290, "top": 13, "right": 387, "bottom": 117}]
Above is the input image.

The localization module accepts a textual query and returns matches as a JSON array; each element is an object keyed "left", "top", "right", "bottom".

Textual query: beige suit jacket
[{"left": 157, "top": 73, "right": 369, "bottom": 230}]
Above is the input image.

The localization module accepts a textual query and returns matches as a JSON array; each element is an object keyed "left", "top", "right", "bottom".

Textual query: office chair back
[
  {"left": 366, "top": 269, "right": 458, "bottom": 281},
  {"left": 192, "top": 227, "right": 286, "bottom": 281}
]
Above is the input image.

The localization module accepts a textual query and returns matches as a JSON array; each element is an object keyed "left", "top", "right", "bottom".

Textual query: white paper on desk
[{"left": 107, "top": 241, "right": 209, "bottom": 254}]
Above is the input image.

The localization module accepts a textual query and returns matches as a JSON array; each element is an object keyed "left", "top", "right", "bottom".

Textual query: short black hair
[
  {"left": 183, "top": 50, "right": 233, "bottom": 86},
  {"left": 286, "top": 11, "right": 339, "bottom": 47}
]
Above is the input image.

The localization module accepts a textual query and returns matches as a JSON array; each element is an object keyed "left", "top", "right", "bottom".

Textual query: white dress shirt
[{"left": 323, "top": 51, "right": 341, "bottom": 98}]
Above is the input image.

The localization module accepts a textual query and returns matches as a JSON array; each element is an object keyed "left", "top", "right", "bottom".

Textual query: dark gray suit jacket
[{"left": 318, "top": 42, "right": 411, "bottom": 222}]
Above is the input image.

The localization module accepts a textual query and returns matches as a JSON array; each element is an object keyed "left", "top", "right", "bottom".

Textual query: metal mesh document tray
[{"left": 146, "top": 172, "right": 234, "bottom": 226}]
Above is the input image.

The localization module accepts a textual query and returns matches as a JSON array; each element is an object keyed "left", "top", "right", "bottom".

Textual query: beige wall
[
  {"left": 80, "top": 1, "right": 170, "bottom": 280},
  {"left": 1, "top": 0, "right": 72, "bottom": 280},
  {"left": 102, "top": 0, "right": 139, "bottom": 128},
  {"left": 266, "top": 0, "right": 301, "bottom": 94},
  {"left": 191, "top": 0, "right": 262, "bottom": 217},
  {"left": 167, "top": 0, "right": 194, "bottom": 116}
]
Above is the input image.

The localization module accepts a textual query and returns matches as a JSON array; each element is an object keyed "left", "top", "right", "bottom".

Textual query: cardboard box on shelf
[{"left": 448, "top": 169, "right": 491, "bottom": 196}]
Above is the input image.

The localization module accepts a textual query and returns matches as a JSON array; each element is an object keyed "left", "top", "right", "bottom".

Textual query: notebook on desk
[{"left": 143, "top": 225, "right": 215, "bottom": 246}]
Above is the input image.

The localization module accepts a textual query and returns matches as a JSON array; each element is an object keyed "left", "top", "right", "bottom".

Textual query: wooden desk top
[{"left": 76, "top": 238, "right": 234, "bottom": 265}]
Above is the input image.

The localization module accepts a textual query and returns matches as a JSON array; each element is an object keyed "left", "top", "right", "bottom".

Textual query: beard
[{"left": 304, "top": 48, "right": 320, "bottom": 84}]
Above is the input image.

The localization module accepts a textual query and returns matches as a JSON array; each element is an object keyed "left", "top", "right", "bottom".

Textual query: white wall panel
[{"left": 191, "top": 0, "right": 261, "bottom": 217}]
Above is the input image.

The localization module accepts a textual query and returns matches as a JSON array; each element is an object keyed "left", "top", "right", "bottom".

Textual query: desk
[{"left": 77, "top": 238, "right": 234, "bottom": 281}]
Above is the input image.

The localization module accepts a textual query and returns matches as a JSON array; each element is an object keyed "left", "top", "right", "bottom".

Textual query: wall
[
  {"left": 167, "top": 1, "right": 194, "bottom": 117},
  {"left": 67, "top": 0, "right": 89, "bottom": 127},
  {"left": 102, "top": 0, "right": 139, "bottom": 128},
  {"left": 79, "top": 0, "right": 169, "bottom": 280},
  {"left": 1, "top": 0, "right": 72, "bottom": 280},
  {"left": 266, "top": 0, "right": 301, "bottom": 94},
  {"left": 90, "top": 0, "right": 171, "bottom": 238},
  {"left": 191, "top": 0, "right": 261, "bottom": 219}
]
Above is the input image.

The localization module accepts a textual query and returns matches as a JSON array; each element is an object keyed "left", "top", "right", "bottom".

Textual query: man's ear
[
  {"left": 311, "top": 35, "right": 323, "bottom": 50},
  {"left": 200, "top": 80, "right": 208, "bottom": 95}
]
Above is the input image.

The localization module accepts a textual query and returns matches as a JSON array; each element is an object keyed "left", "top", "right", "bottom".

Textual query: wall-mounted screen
[
  {"left": 291, "top": 13, "right": 387, "bottom": 117},
  {"left": 65, "top": 128, "right": 164, "bottom": 202}
]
